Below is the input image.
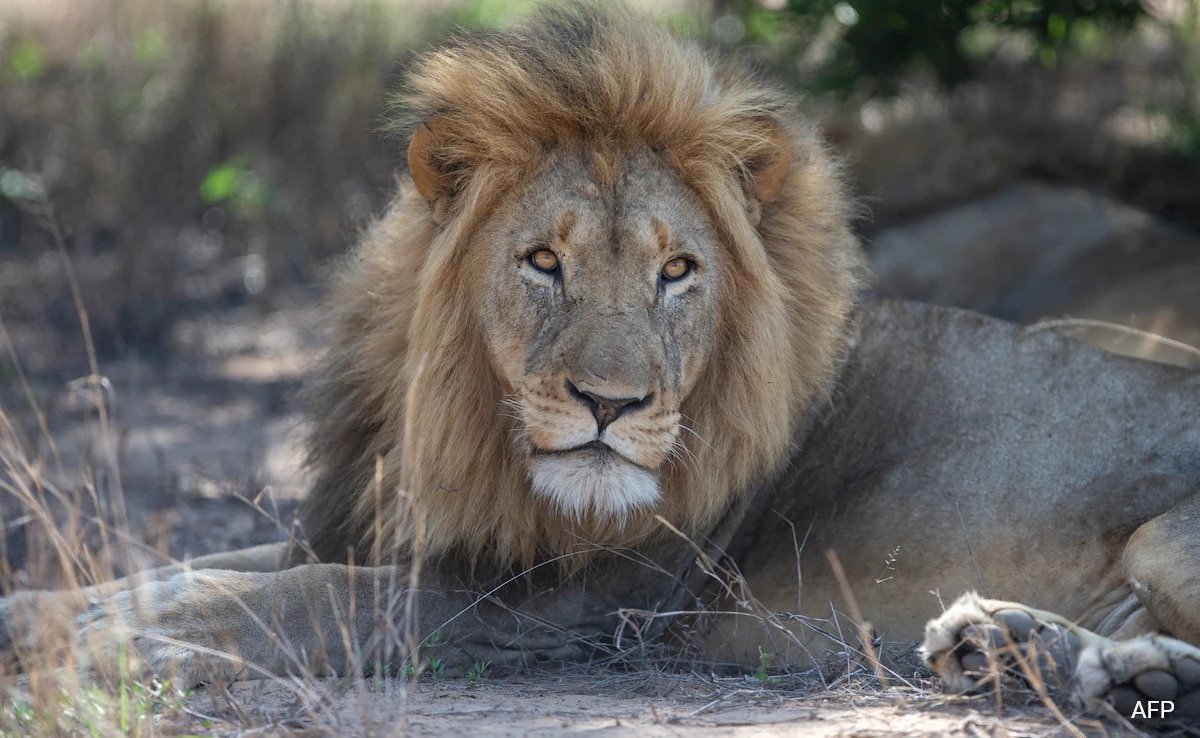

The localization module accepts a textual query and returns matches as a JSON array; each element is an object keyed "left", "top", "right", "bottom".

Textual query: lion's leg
[
  {"left": 1123, "top": 491, "right": 1200, "bottom": 645},
  {"left": 0, "top": 542, "right": 292, "bottom": 662},
  {"left": 6, "top": 541, "right": 291, "bottom": 601},
  {"left": 73, "top": 563, "right": 404, "bottom": 685},
  {"left": 65, "top": 561, "right": 616, "bottom": 687},
  {"left": 85, "top": 542, "right": 295, "bottom": 597}
]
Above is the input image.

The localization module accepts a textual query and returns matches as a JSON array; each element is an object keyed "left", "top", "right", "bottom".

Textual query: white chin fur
[{"left": 529, "top": 453, "right": 660, "bottom": 522}]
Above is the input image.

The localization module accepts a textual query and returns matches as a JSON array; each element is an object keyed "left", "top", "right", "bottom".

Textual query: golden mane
[{"left": 299, "top": 3, "right": 863, "bottom": 567}]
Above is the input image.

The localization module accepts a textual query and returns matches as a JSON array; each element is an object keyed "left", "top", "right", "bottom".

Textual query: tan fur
[{"left": 298, "top": 3, "right": 863, "bottom": 566}]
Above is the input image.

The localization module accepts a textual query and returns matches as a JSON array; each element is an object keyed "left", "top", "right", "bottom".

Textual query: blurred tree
[{"left": 723, "top": 0, "right": 1146, "bottom": 95}]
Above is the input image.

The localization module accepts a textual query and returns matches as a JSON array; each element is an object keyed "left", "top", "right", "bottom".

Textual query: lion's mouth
[
  {"left": 534, "top": 439, "right": 650, "bottom": 469},
  {"left": 567, "top": 440, "right": 611, "bottom": 454}
]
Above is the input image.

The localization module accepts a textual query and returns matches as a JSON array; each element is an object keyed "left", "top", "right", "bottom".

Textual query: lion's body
[
  {"left": 707, "top": 300, "right": 1200, "bottom": 662},
  {"left": 2, "top": 3, "right": 1199, "bottom": 723}
]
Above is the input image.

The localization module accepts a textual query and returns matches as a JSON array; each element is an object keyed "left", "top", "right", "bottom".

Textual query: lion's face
[
  {"left": 301, "top": 6, "right": 861, "bottom": 564},
  {"left": 473, "top": 148, "right": 721, "bottom": 521}
]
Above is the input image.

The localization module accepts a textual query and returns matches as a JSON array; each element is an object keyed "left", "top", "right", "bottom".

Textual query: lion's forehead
[{"left": 502, "top": 147, "right": 717, "bottom": 260}]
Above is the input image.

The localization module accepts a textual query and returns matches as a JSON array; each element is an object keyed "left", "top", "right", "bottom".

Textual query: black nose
[{"left": 565, "top": 380, "right": 651, "bottom": 434}]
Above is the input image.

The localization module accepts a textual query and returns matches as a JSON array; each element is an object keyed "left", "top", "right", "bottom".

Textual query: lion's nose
[{"left": 565, "top": 380, "right": 651, "bottom": 434}]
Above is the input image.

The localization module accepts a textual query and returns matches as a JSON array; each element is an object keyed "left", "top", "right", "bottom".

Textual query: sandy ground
[
  {"left": 179, "top": 673, "right": 1134, "bottom": 737},
  {"left": 0, "top": 293, "right": 317, "bottom": 582}
]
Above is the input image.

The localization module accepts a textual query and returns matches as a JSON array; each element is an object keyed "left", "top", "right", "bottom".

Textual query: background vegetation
[{"left": 2, "top": 0, "right": 1197, "bottom": 371}]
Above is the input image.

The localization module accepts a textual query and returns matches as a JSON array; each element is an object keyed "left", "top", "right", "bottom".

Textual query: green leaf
[
  {"left": 199, "top": 154, "right": 250, "bottom": 205},
  {"left": 8, "top": 38, "right": 46, "bottom": 81},
  {"left": 0, "top": 167, "right": 45, "bottom": 203},
  {"left": 133, "top": 29, "right": 165, "bottom": 64}
]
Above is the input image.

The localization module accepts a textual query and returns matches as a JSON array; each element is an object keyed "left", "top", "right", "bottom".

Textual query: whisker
[
  {"left": 677, "top": 420, "right": 714, "bottom": 452},
  {"left": 667, "top": 435, "right": 700, "bottom": 474}
]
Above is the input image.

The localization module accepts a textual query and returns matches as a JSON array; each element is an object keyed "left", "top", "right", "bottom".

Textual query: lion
[{"left": 2, "top": 4, "right": 1198, "bottom": 726}]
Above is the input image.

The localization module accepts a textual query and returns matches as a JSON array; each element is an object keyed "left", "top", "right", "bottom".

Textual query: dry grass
[
  {"left": 0, "top": 287, "right": 405, "bottom": 734},
  {"left": 0, "top": 15, "right": 451, "bottom": 726}
]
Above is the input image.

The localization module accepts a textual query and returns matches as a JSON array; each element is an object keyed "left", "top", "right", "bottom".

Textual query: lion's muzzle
[{"left": 564, "top": 378, "right": 652, "bottom": 434}]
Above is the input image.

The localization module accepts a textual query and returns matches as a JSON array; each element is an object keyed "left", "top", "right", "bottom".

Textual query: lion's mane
[{"left": 299, "top": 4, "right": 862, "bottom": 566}]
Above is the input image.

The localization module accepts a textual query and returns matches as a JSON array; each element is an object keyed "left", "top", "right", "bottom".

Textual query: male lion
[{"left": 2, "top": 4, "right": 1198, "bottom": 725}]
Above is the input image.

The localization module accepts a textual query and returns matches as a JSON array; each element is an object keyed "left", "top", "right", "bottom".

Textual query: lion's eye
[
  {"left": 528, "top": 249, "right": 560, "bottom": 273},
  {"left": 661, "top": 257, "right": 692, "bottom": 282}
]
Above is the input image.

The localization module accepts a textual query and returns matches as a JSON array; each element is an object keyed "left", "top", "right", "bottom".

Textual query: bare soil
[{"left": 182, "top": 673, "right": 1127, "bottom": 737}]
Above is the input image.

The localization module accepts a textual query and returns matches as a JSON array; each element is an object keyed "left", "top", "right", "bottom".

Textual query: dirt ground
[
  {"left": 180, "top": 671, "right": 1142, "bottom": 737},
  {"left": 0, "top": 293, "right": 315, "bottom": 583}
]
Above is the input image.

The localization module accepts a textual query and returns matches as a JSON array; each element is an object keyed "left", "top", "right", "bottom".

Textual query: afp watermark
[{"left": 1130, "top": 700, "right": 1174, "bottom": 720}]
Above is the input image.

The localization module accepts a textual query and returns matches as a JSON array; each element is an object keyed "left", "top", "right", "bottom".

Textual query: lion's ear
[
  {"left": 746, "top": 120, "right": 791, "bottom": 205},
  {"left": 407, "top": 118, "right": 457, "bottom": 219}
]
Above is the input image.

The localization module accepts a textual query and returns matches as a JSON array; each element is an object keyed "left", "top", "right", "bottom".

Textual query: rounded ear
[
  {"left": 748, "top": 120, "right": 790, "bottom": 204},
  {"left": 407, "top": 118, "right": 455, "bottom": 218}
]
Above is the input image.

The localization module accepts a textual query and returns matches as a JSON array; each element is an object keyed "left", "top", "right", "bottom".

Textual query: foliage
[
  {"left": 0, "top": 1, "right": 432, "bottom": 360},
  {"left": 199, "top": 154, "right": 273, "bottom": 217},
  {"left": 7, "top": 38, "right": 46, "bottom": 81},
  {"left": 730, "top": 0, "right": 1145, "bottom": 95},
  {"left": 427, "top": 657, "right": 446, "bottom": 681},
  {"left": 1166, "top": 1, "right": 1200, "bottom": 159},
  {"left": 401, "top": 656, "right": 447, "bottom": 681},
  {"left": 753, "top": 646, "right": 773, "bottom": 685},
  {"left": 444, "top": 0, "right": 539, "bottom": 29},
  {"left": 465, "top": 660, "right": 491, "bottom": 687},
  {"left": 2, "top": 678, "right": 188, "bottom": 737}
]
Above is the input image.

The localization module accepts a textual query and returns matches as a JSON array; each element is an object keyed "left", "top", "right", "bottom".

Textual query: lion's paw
[
  {"left": 924, "top": 592, "right": 1200, "bottom": 726},
  {"left": 75, "top": 575, "right": 245, "bottom": 687},
  {"left": 922, "top": 592, "right": 1085, "bottom": 696},
  {"left": 1075, "top": 633, "right": 1200, "bottom": 724}
]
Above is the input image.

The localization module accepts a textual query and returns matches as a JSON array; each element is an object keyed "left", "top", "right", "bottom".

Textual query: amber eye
[
  {"left": 661, "top": 257, "right": 692, "bottom": 282},
  {"left": 528, "top": 249, "right": 560, "bottom": 273}
]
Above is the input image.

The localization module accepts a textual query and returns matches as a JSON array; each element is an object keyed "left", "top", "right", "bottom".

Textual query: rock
[{"left": 869, "top": 180, "right": 1200, "bottom": 368}]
